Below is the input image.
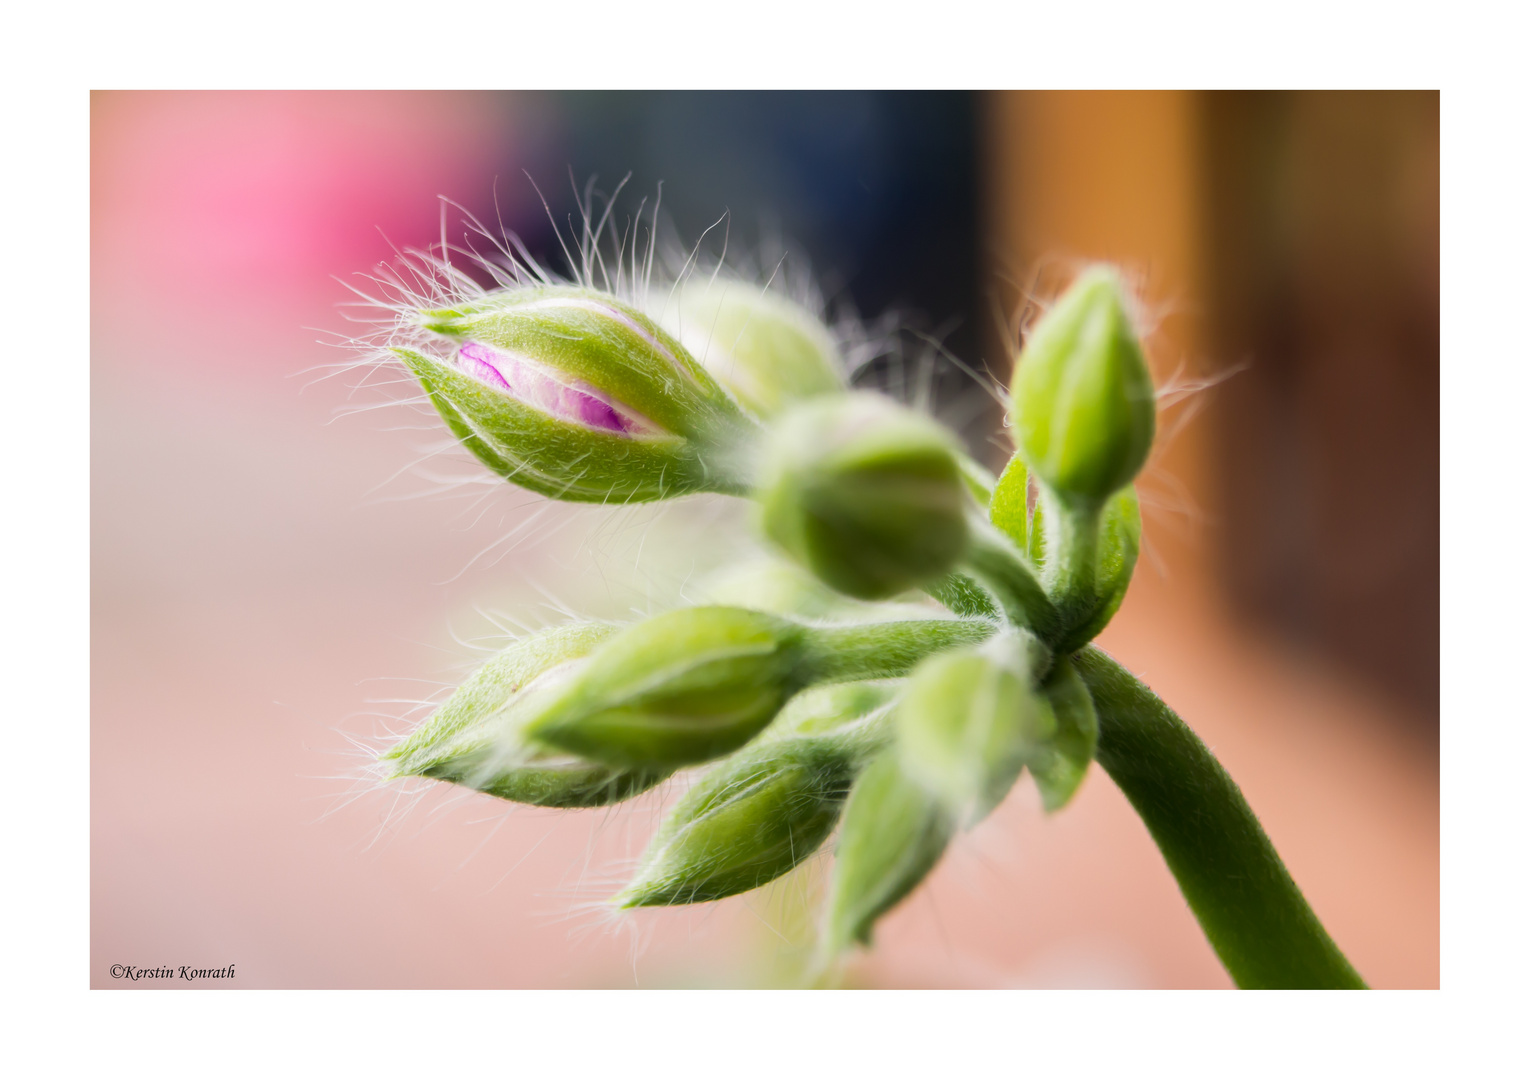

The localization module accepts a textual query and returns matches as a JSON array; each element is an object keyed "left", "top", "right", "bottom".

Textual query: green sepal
[
  {"left": 1054, "top": 485, "right": 1142, "bottom": 652},
  {"left": 385, "top": 623, "right": 672, "bottom": 808},
  {"left": 397, "top": 347, "right": 729, "bottom": 503},
  {"left": 824, "top": 754, "right": 956, "bottom": 951},
  {"left": 1027, "top": 657, "right": 1099, "bottom": 812},
  {"left": 988, "top": 453, "right": 1033, "bottom": 554}
]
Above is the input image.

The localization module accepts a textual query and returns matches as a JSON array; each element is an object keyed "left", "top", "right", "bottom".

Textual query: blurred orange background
[{"left": 91, "top": 90, "right": 1437, "bottom": 988}]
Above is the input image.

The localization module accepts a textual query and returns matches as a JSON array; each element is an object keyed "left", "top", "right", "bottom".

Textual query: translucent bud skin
[
  {"left": 893, "top": 632, "right": 1056, "bottom": 823},
  {"left": 398, "top": 285, "right": 757, "bottom": 503},
  {"left": 384, "top": 624, "right": 671, "bottom": 808},
  {"left": 616, "top": 732, "right": 862, "bottom": 907},
  {"left": 1027, "top": 657, "right": 1099, "bottom": 812},
  {"left": 655, "top": 281, "right": 846, "bottom": 418},
  {"left": 757, "top": 393, "right": 971, "bottom": 600},
  {"left": 523, "top": 607, "right": 811, "bottom": 770},
  {"left": 824, "top": 754, "right": 956, "bottom": 950},
  {"left": 1011, "top": 267, "right": 1156, "bottom": 506}
]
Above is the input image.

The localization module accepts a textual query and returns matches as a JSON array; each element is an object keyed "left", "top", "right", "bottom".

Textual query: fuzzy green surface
[
  {"left": 386, "top": 623, "right": 672, "bottom": 808},
  {"left": 524, "top": 607, "right": 810, "bottom": 769},
  {"left": 894, "top": 640, "right": 1051, "bottom": 822},
  {"left": 398, "top": 348, "right": 731, "bottom": 503},
  {"left": 1049, "top": 485, "right": 1141, "bottom": 652},
  {"left": 661, "top": 282, "right": 845, "bottom": 417},
  {"left": 386, "top": 623, "right": 618, "bottom": 771},
  {"left": 800, "top": 618, "right": 996, "bottom": 683},
  {"left": 825, "top": 754, "right": 956, "bottom": 950},
  {"left": 619, "top": 734, "right": 860, "bottom": 907},
  {"left": 1011, "top": 267, "right": 1156, "bottom": 504},
  {"left": 1028, "top": 657, "right": 1098, "bottom": 812},
  {"left": 1076, "top": 646, "right": 1367, "bottom": 989},
  {"left": 988, "top": 453, "right": 1032, "bottom": 553},
  {"left": 758, "top": 394, "right": 970, "bottom": 600}
]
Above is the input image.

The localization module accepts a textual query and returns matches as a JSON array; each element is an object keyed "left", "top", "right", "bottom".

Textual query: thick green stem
[
  {"left": 802, "top": 618, "right": 994, "bottom": 684},
  {"left": 1074, "top": 646, "right": 1367, "bottom": 989}
]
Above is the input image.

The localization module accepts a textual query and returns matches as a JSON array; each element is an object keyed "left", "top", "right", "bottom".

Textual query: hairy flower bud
[
  {"left": 383, "top": 623, "right": 671, "bottom": 808},
  {"left": 398, "top": 285, "right": 756, "bottom": 502},
  {"left": 894, "top": 632, "right": 1055, "bottom": 822},
  {"left": 655, "top": 280, "right": 845, "bottom": 417},
  {"left": 522, "top": 607, "right": 812, "bottom": 769},
  {"left": 1011, "top": 267, "right": 1156, "bottom": 506},
  {"left": 756, "top": 393, "right": 971, "bottom": 600},
  {"left": 616, "top": 730, "right": 866, "bottom": 907},
  {"left": 1027, "top": 657, "right": 1099, "bottom": 812},
  {"left": 523, "top": 605, "right": 989, "bottom": 770},
  {"left": 824, "top": 754, "right": 956, "bottom": 951}
]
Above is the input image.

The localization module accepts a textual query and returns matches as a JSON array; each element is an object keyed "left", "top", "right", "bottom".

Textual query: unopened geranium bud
[
  {"left": 894, "top": 631, "right": 1055, "bottom": 822},
  {"left": 523, "top": 606, "right": 811, "bottom": 769},
  {"left": 1011, "top": 267, "right": 1156, "bottom": 506},
  {"left": 756, "top": 393, "right": 970, "bottom": 600},
  {"left": 524, "top": 605, "right": 990, "bottom": 770},
  {"left": 1027, "top": 657, "right": 1099, "bottom": 812},
  {"left": 763, "top": 680, "right": 899, "bottom": 743},
  {"left": 617, "top": 730, "right": 864, "bottom": 907},
  {"left": 654, "top": 280, "right": 846, "bottom": 418},
  {"left": 824, "top": 754, "right": 956, "bottom": 951},
  {"left": 384, "top": 623, "right": 671, "bottom": 807},
  {"left": 399, "top": 284, "right": 756, "bottom": 502}
]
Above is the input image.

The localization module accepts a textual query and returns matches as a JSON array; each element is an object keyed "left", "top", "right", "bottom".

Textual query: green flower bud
[
  {"left": 893, "top": 632, "right": 1055, "bottom": 823},
  {"left": 523, "top": 606, "right": 811, "bottom": 769},
  {"left": 1027, "top": 657, "right": 1099, "bottom": 812},
  {"left": 523, "top": 605, "right": 990, "bottom": 771},
  {"left": 384, "top": 623, "right": 671, "bottom": 808},
  {"left": 617, "top": 727, "right": 871, "bottom": 908},
  {"left": 756, "top": 393, "right": 971, "bottom": 600},
  {"left": 824, "top": 754, "right": 956, "bottom": 951},
  {"left": 1011, "top": 267, "right": 1156, "bottom": 506},
  {"left": 397, "top": 284, "right": 756, "bottom": 503},
  {"left": 761, "top": 680, "right": 900, "bottom": 742},
  {"left": 655, "top": 280, "right": 845, "bottom": 418}
]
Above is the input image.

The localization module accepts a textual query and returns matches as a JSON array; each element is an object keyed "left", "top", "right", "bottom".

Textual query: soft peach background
[{"left": 91, "top": 91, "right": 1437, "bottom": 988}]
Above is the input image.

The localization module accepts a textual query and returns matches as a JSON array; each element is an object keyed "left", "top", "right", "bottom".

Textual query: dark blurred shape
[
  {"left": 1199, "top": 91, "right": 1439, "bottom": 723},
  {"left": 512, "top": 91, "right": 984, "bottom": 410}
]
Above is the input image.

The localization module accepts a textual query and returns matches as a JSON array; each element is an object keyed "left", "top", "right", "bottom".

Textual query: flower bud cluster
[{"left": 375, "top": 237, "right": 1159, "bottom": 969}]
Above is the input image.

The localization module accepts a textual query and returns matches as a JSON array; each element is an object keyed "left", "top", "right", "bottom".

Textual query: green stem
[
  {"left": 1041, "top": 489, "right": 1102, "bottom": 630},
  {"left": 802, "top": 618, "right": 994, "bottom": 684},
  {"left": 960, "top": 519, "right": 1062, "bottom": 642},
  {"left": 1074, "top": 646, "right": 1367, "bottom": 989}
]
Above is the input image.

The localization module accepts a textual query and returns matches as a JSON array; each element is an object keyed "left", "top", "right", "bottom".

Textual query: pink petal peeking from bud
[{"left": 456, "top": 341, "right": 659, "bottom": 437}]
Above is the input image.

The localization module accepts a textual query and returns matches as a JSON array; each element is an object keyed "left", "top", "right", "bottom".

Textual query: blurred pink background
[{"left": 91, "top": 91, "right": 1437, "bottom": 988}]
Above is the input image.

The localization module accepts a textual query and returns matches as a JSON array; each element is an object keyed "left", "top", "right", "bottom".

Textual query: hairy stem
[
  {"left": 1074, "top": 646, "right": 1367, "bottom": 989},
  {"left": 1040, "top": 489, "right": 1102, "bottom": 631},
  {"left": 960, "top": 518, "right": 1061, "bottom": 642},
  {"left": 802, "top": 618, "right": 994, "bottom": 684}
]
